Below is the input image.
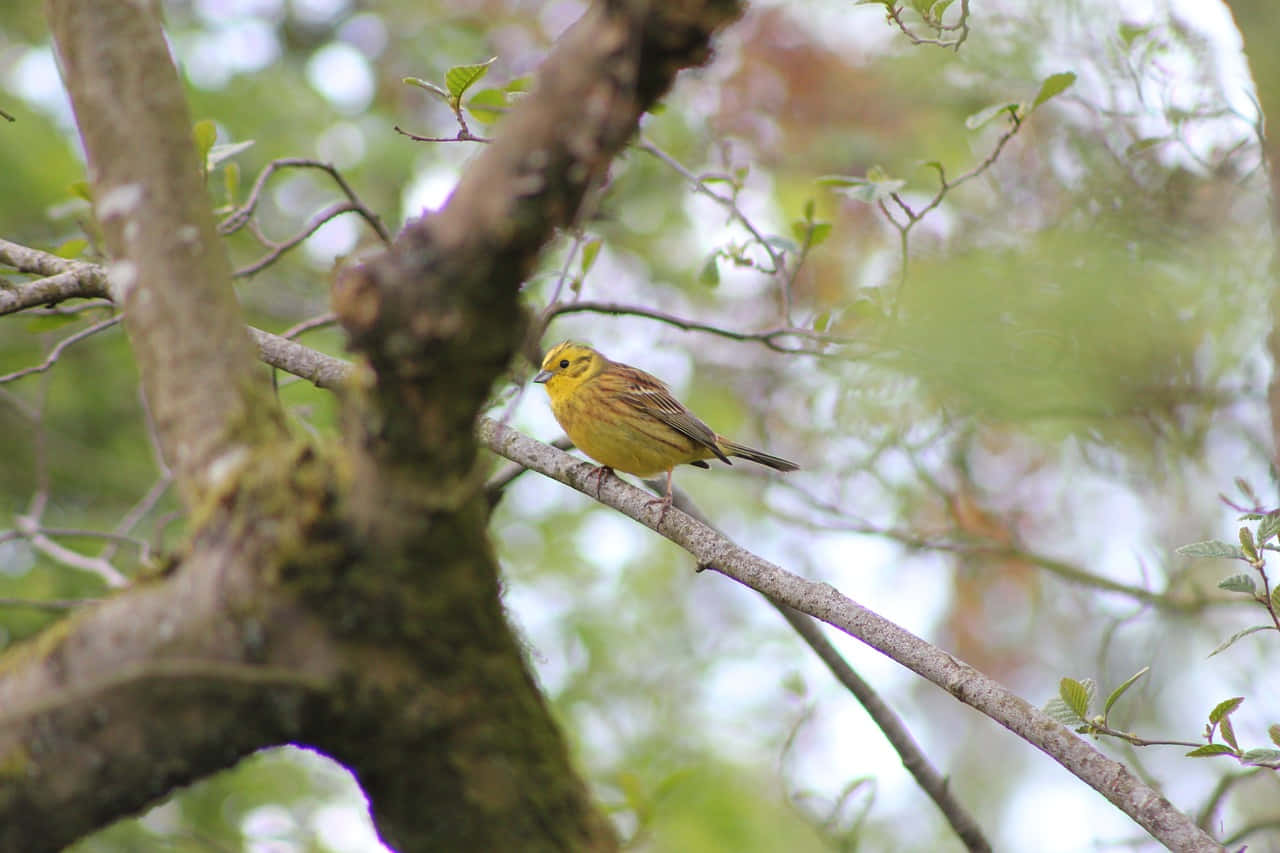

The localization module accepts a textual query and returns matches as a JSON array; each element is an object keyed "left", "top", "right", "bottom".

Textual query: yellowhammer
[{"left": 533, "top": 341, "right": 798, "bottom": 516}]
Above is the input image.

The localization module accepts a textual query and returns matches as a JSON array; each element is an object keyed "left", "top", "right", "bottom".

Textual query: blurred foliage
[{"left": 4, "top": 0, "right": 1280, "bottom": 850}]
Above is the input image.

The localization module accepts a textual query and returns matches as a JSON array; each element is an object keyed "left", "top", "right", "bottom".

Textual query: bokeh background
[{"left": 2, "top": 0, "right": 1278, "bottom": 850}]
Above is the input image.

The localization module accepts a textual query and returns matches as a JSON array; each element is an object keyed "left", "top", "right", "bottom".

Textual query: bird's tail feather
[{"left": 717, "top": 438, "right": 799, "bottom": 472}]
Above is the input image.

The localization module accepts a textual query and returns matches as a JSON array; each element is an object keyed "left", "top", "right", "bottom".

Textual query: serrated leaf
[
  {"left": 1059, "top": 677, "right": 1093, "bottom": 719},
  {"left": 192, "top": 119, "right": 217, "bottom": 162},
  {"left": 54, "top": 238, "right": 88, "bottom": 259},
  {"left": 1209, "top": 697, "right": 1245, "bottom": 725},
  {"left": 1258, "top": 512, "right": 1280, "bottom": 544},
  {"left": 1102, "top": 666, "right": 1149, "bottom": 718},
  {"left": 1042, "top": 697, "right": 1083, "bottom": 726},
  {"left": 1186, "top": 744, "right": 1236, "bottom": 758},
  {"left": 1272, "top": 587, "right": 1280, "bottom": 613},
  {"left": 1241, "top": 748, "right": 1280, "bottom": 765},
  {"left": 207, "top": 139, "right": 255, "bottom": 170},
  {"left": 1176, "top": 540, "right": 1245, "bottom": 560},
  {"left": 445, "top": 58, "right": 496, "bottom": 101},
  {"left": 698, "top": 254, "right": 720, "bottom": 286},
  {"left": 1209, "top": 626, "right": 1275, "bottom": 657},
  {"left": 465, "top": 88, "right": 509, "bottom": 124},
  {"left": 1031, "top": 72, "right": 1076, "bottom": 110},
  {"left": 965, "top": 102, "right": 1018, "bottom": 130},
  {"left": 579, "top": 239, "right": 601, "bottom": 276},
  {"left": 1218, "top": 574, "right": 1257, "bottom": 594}
]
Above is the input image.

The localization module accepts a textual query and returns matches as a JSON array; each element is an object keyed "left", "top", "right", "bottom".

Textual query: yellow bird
[{"left": 533, "top": 341, "right": 798, "bottom": 515}]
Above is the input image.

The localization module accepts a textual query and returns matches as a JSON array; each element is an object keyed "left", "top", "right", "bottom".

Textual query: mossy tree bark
[{"left": 0, "top": 1, "right": 743, "bottom": 850}]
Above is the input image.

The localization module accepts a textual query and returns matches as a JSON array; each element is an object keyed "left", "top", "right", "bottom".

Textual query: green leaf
[
  {"left": 813, "top": 310, "right": 833, "bottom": 333},
  {"left": 579, "top": 239, "right": 602, "bottom": 276},
  {"left": 1059, "top": 677, "right": 1094, "bottom": 719},
  {"left": 803, "top": 198, "right": 815, "bottom": 220},
  {"left": 465, "top": 88, "right": 509, "bottom": 124},
  {"left": 445, "top": 58, "right": 496, "bottom": 101},
  {"left": 54, "top": 238, "right": 88, "bottom": 259},
  {"left": 504, "top": 74, "right": 533, "bottom": 94},
  {"left": 1268, "top": 723, "right": 1280, "bottom": 747},
  {"left": 1118, "top": 23, "right": 1152, "bottom": 45},
  {"left": 1209, "top": 697, "right": 1245, "bottom": 725},
  {"left": 1176, "top": 540, "right": 1245, "bottom": 560},
  {"left": 1030, "top": 72, "right": 1077, "bottom": 110},
  {"left": 69, "top": 181, "right": 93, "bottom": 203},
  {"left": 1209, "top": 625, "right": 1275, "bottom": 657},
  {"left": 816, "top": 175, "right": 863, "bottom": 189},
  {"left": 403, "top": 76, "right": 449, "bottom": 99},
  {"left": 1218, "top": 574, "right": 1256, "bottom": 594},
  {"left": 1042, "top": 697, "right": 1083, "bottom": 726},
  {"left": 1102, "top": 666, "right": 1149, "bottom": 718},
  {"left": 698, "top": 254, "right": 720, "bottom": 286},
  {"left": 1272, "top": 586, "right": 1280, "bottom": 613},
  {"left": 1239, "top": 526, "right": 1257, "bottom": 560},
  {"left": 1219, "top": 716, "right": 1239, "bottom": 750},
  {"left": 1186, "top": 744, "right": 1236, "bottom": 758},
  {"left": 1241, "top": 748, "right": 1280, "bottom": 765},
  {"left": 207, "top": 140, "right": 255, "bottom": 170},
  {"left": 192, "top": 119, "right": 217, "bottom": 163},
  {"left": 965, "top": 102, "right": 1019, "bottom": 130},
  {"left": 808, "top": 222, "right": 832, "bottom": 247},
  {"left": 765, "top": 235, "right": 800, "bottom": 254},
  {"left": 1258, "top": 512, "right": 1280, "bottom": 544}
]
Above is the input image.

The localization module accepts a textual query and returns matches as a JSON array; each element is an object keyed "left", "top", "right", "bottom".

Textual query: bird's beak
[{"left": 533, "top": 370, "right": 552, "bottom": 384}]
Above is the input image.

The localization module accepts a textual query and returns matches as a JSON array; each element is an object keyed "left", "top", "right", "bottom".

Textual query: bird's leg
[{"left": 645, "top": 469, "right": 675, "bottom": 526}]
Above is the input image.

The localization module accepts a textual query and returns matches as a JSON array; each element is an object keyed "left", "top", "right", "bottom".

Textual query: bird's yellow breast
[{"left": 548, "top": 376, "right": 711, "bottom": 477}]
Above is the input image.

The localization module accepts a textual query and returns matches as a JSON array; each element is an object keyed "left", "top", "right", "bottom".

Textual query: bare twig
[
  {"left": 12, "top": 515, "right": 128, "bottom": 587},
  {"left": 219, "top": 158, "right": 390, "bottom": 244},
  {"left": 0, "top": 316, "right": 123, "bottom": 385},
  {"left": 394, "top": 125, "right": 492, "bottom": 144},
  {"left": 544, "top": 300, "right": 859, "bottom": 354}
]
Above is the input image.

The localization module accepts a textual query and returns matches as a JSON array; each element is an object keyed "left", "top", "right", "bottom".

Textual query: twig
[
  {"left": 0, "top": 315, "right": 123, "bottom": 385},
  {"left": 231, "top": 202, "right": 369, "bottom": 278},
  {"left": 544, "top": 300, "right": 859, "bottom": 355},
  {"left": 13, "top": 515, "right": 129, "bottom": 587},
  {"left": 219, "top": 158, "right": 390, "bottom": 244},
  {"left": 394, "top": 125, "right": 492, "bottom": 144}
]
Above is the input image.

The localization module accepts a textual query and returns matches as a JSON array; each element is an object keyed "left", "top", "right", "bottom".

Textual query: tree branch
[
  {"left": 45, "top": 0, "right": 284, "bottom": 506},
  {"left": 476, "top": 418, "right": 1224, "bottom": 853}
]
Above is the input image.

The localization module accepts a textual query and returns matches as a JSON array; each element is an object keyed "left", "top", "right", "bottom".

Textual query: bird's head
[{"left": 533, "top": 341, "right": 607, "bottom": 394}]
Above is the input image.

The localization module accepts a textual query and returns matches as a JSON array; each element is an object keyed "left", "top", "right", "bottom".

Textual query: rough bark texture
[
  {"left": 46, "top": 0, "right": 281, "bottom": 507},
  {"left": 0, "top": 1, "right": 743, "bottom": 851}
]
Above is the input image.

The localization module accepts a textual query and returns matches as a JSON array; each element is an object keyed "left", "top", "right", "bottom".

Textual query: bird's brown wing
[{"left": 616, "top": 369, "right": 731, "bottom": 465}]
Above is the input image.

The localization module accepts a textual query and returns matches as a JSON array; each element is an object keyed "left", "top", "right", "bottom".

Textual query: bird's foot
[
  {"left": 645, "top": 493, "right": 673, "bottom": 527},
  {"left": 590, "top": 465, "right": 614, "bottom": 498}
]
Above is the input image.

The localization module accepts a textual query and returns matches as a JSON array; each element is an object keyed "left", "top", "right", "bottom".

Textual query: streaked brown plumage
[{"left": 533, "top": 341, "right": 798, "bottom": 515}]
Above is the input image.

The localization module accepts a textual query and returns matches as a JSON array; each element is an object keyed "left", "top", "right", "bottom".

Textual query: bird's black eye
[{"left": 559, "top": 359, "right": 570, "bottom": 369}]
